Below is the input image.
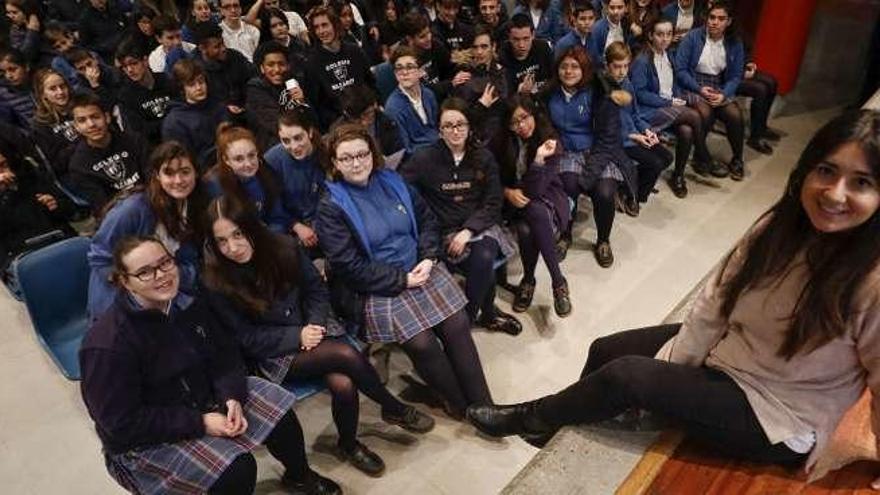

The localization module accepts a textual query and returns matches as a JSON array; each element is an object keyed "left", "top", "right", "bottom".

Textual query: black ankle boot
[{"left": 466, "top": 401, "right": 552, "bottom": 438}]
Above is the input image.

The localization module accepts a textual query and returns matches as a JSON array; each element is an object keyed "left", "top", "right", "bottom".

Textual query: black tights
[
  {"left": 286, "top": 339, "right": 408, "bottom": 450},
  {"left": 624, "top": 145, "right": 672, "bottom": 202},
  {"left": 460, "top": 237, "right": 500, "bottom": 321},
  {"left": 737, "top": 71, "right": 778, "bottom": 137},
  {"left": 691, "top": 99, "right": 744, "bottom": 161},
  {"left": 514, "top": 202, "right": 565, "bottom": 288},
  {"left": 400, "top": 310, "right": 492, "bottom": 416},
  {"left": 209, "top": 410, "right": 308, "bottom": 494},
  {"left": 560, "top": 172, "right": 617, "bottom": 244},
  {"left": 533, "top": 324, "right": 806, "bottom": 464},
  {"left": 671, "top": 106, "right": 711, "bottom": 176}
]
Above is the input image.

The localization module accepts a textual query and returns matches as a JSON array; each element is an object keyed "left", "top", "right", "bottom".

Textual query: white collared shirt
[
  {"left": 605, "top": 20, "right": 624, "bottom": 49},
  {"left": 403, "top": 88, "right": 428, "bottom": 124},
  {"left": 220, "top": 20, "right": 260, "bottom": 62},
  {"left": 696, "top": 36, "right": 726, "bottom": 75},
  {"left": 148, "top": 42, "right": 196, "bottom": 73},
  {"left": 676, "top": 3, "right": 695, "bottom": 32},
  {"left": 654, "top": 51, "right": 674, "bottom": 99},
  {"left": 530, "top": 7, "right": 543, "bottom": 31}
]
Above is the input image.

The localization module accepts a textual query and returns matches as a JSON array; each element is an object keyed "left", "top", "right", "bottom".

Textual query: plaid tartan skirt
[
  {"left": 686, "top": 72, "right": 732, "bottom": 106},
  {"left": 105, "top": 377, "right": 296, "bottom": 495},
  {"left": 258, "top": 317, "right": 348, "bottom": 383},
  {"left": 648, "top": 104, "right": 688, "bottom": 132},
  {"left": 558, "top": 150, "right": 587, "bottom": 175},
  {"left": 444, "top": 224, "right": 517, "bottom": 265},
  {"left": 363, "top": 263, "right": 467, "bottom": 344}
]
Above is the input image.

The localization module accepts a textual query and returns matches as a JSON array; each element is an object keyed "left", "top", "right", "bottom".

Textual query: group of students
[{"left": 3, "top": 0, "right": 861, "bottom": 493}]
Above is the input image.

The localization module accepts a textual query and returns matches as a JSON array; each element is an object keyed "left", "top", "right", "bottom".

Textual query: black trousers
[
  {"left": 737, "top": 71, "right": 778, "bottom": 137},
  {"left": 535, "top": 324, "right": 807, "bottom": 464},
  {"left": 624, "top": 145, "right": 673, "bottom": 203}
]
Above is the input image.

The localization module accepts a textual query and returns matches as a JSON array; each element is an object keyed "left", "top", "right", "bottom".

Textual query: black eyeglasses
[{"left": 126, "top": 255, "right": 176, "bottom": 282}]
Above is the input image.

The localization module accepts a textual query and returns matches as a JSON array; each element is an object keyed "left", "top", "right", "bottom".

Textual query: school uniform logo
[
  {"left": 54, "top": 120, "right": 78, "bottom": 142},
  {"left": 327, "top": 60, "right": 354, "bottom": 92},
  {"left": 142, "top": 96, "right": 170, "bottom": 119}
]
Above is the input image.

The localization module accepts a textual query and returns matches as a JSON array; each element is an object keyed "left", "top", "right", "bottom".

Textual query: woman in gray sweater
[{"left": 467, "top": 109, "right": 880, "bottom": 478}]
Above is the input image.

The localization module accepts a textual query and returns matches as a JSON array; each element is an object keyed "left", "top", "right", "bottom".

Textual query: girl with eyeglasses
[
  {"left": 490, "top": 94, "right": 572, "bottom": 317},
  {"left": 203, "top": 123, "right": 290, "bottom": 234},
  {"left": 316, "top": 123, "right": 494, "bottom": 419},
  {"left": 401, "top": 97, "right": 521, "bottom": 335},
  {"left": 203, "top": 196, "right": 434, "bottom": 477},
  {"left": 80, "top": 236, "right": 342, "bottom": 495},
  {"left": 543, "top": 45, "right": 637, "bottom": 268},
  {"left": 87, "top": 142, "right": 208, "bottom": 320}
]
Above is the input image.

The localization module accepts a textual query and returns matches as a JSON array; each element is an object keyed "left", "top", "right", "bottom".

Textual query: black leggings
[
  {"left": 690, "top": 99, "right": 745, "bottom": 161},
  {"left": 400, "top": 310, "right": 492, "bottom": 416},
  {"left": 209, "top": 410, "right": 308, "bottom": 494},
  {"left": 459, "top": 237, "right": 500, "bottom": 321},
  {"left": 624, "top": 145, "right": 672, "bottom": 202},
  {"left": 286, "top": 339, "right": 408, "bottom": 450},
  {"left": 560, "top": 172, "right": 617, "bottom": 244},
  {"left": 514, "top": 201, "right": 565, "bottom": 288},
  {"left": 736, "top": 71, "right": 778, "bottom": 137},
  {"left": 670, "top": 106, "right": 711, "bottom": 176},
  {"left": 534, "top": 324, "right": 807, "bottom": 464}
]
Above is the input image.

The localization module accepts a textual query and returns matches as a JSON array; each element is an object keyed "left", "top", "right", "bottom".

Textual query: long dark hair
[
  {"left": 719, "top": 110, "right": 880, "bottom": 359},
  {"left": 502, "top": 93, "right": 559, "bottom": 167},
  {"left": 202, "top": 196, "right": 301, "bottom": 315},
  {"left": 147, "top": 141, "right": 208, "bottom": 242}
]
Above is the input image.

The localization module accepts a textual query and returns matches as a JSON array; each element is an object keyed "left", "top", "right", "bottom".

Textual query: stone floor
[{"left": 0, "top": 106, "right": 840, "bottom": 494}]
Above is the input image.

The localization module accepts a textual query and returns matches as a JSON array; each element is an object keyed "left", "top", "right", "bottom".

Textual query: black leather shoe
[
  {"left": 282, "top": 469, "right": 342, "bottom": 495},
  {"left": 729, "top": 158, "right": 745, "bottom": 181},
  {"left": 552, "top": 280, "right": 572, "bottom": 317},
  {"left": 513, "top": 280, "right": 535, "bottom": 313},
  {"left": 623, "top": 197, "right": 640, "bottom": 218},
  {"left": 337, "top": 441, "right": 385, "bottom": 477},
  {"left": 667, "top": 174, "right": 688, "bottom": 198},
  {"left": 762, "top": 128, "right": 782, "bottom": 141},
  {"left": 708, "top": 159, "right": 730, "bottom": 178},
  {"left": 382, "top": 405, "right": 435, "bottom": 433},
  {"left": 594, "top": 241, "right": 614, "bottom": 268},
  {"left": 466, "top": 401, "right": 552, "bottom": 438},
  {"left": 480, "top": 307, "right": 522, "bottom": 335},
  {"left": 747, "top": 138, "right": 773, "bottom": 155}
]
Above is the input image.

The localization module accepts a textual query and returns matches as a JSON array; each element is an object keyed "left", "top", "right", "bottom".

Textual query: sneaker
[
  {"left": 729, "top": 158, "right": 745, "bottom": 181},
  {"left": 667, "top": 174, "right": 688, "bottom": 198},
  {"left": 282, "top": 469, "right": 342, "bottom": 495},
  {"left": 512, "top": 280, "right": 535, "bottom": 313},
  {"left": 594, "top": 241, "right": 614, "bottom": 268},
  {"left": 555, "top": 236, "right": 569, "bottom": 261},
  {"left": 552, "top": 280, "right": 572, "bottom": 317},
  {"left": 382, "top": 405, "right": 435, "bottom": 433},
  {"left": 336, "top": 440, "right": 385, "bottom": 477}
]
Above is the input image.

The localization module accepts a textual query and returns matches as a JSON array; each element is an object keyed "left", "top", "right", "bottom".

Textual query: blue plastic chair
[{"left": 14, "top": 236, "right": 91, "bottom": 380}]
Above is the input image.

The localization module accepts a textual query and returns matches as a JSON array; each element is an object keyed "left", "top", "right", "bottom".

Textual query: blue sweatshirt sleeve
[
  {"left": 87, "top": 196, "right": 154, "bottom": 320},
  {"left": 721, "top": 41, "right": 745, "bottom": 99},
  {"left": 631, "top": 56, "right": 672, "bottom": 109},
  {"left": 675, "top": 32, "right": 701, "bottom": 93}
]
